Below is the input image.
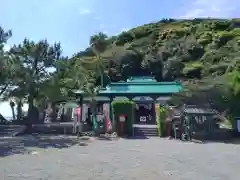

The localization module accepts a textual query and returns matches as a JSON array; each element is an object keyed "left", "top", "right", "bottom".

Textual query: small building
[{"left": 170, "top": 105, "right": 231, "bottom": 141}]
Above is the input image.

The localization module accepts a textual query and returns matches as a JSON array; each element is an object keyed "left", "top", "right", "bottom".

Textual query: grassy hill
[
  {"left": 75, "top": 18, "right": 240, "bottom": 85},
  {"left": 67, "top": 18, "right": 240, "bottom": 114}
]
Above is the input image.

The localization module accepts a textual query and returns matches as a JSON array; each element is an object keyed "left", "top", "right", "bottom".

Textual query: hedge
[
  {"left": 111, "top": 100, "right": 136, "bottom": 136},
  {"left": 156, "top": 104, "right": 169, "bottom": 137}
]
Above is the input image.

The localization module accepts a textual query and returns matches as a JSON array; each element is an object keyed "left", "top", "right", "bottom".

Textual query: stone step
[
  {"left": 32, "top": 126, "right": 74, "bottom": 135},
  {"left": 0, "top": 125, "right": 25, "bottom": 137},
  {"left": 133, "top": 127, "right": 158, "bottom": 136}
]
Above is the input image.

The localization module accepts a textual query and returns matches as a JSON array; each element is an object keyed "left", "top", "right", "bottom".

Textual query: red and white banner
[
  {"left": 74, "top": 107, "right": 81, "bottom": 122},
  {"left": 103, "top": 103, "right": 112, "bottom": 132}
]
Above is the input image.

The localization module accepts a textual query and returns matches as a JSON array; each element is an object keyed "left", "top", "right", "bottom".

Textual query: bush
[
  {"left": 115, "top": 31, "right": 134, "bottom": 46},
  {"left": 111, "top": 100, "right": 136, "bottom": 136},
  {"left": 130, "top": 27, "right": 152, "bottom": 39},
  {"left": 183, "top": 62, "right": 203, "bottom": 79},
  {"left": 198, "top": 32, "right": 213, "bottom": 45},
  {"left": 210, "top": 20, "right": 231, "bottom": 31},
  {"left": 214, "top": 31, "right": 235, "bottom": 47},
  {"left": 156, "top": 105, "right": 168, "bottom": 137}
]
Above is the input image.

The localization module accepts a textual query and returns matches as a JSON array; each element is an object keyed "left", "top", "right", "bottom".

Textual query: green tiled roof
[
  {"left": 74, "top": 76, "right": 183, "bottom": 95},
  {"left": 99, "top": 76, "right": 183, "bottom": 95}
]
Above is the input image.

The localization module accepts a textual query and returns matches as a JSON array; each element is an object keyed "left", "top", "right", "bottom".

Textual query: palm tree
[
  {"left": 9, "top": 100, "right": 16, "bottom": 121},
  {"left": 90, "top": 32, "right": 108, "bottom": 88},
  {"left": 79, "top": 72, "right": 100, "bottom": 136}
]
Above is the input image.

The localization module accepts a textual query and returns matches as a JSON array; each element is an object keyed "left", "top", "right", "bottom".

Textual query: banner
[
  {"left": 73, "top": 106, "right": 81, "bottom": 134},
  {"left": 103, "top": 103, "right": 112, "bottom": 132},
  {"left": 74, "top": 107, "right": 81, "bottom": 122}
]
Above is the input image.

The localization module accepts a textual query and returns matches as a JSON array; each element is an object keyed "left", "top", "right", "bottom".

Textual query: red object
[
  {"left": 74, "top": 107, "right": 81, "bottom": 122},
  {"left": 119, "top": 114, "right": 127, "bottom": 135},
  {"left": 103, "top": 104, "right": 112, "bottom": 133},
  {"left": 119, "top": 114, "right": 127, "bottom": 122}
]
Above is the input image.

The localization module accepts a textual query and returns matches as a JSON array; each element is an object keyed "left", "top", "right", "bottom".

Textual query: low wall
[{"left": 193, "top": 129, "right": 233, "bottom": 141}]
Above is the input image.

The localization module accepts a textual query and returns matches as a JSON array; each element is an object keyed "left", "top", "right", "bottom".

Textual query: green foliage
[
  {"left": 1, "top": 18, "right": 240, "bottom": 122},
  {"left": 111, "top": 100, "right": 136, "bottom": 136},
  {"left": 210, "top": 20, "right": 231, "bottom": 31},
  {"left": 115, "top": 31, "right": 134, "bottom": 46},
  {"left": 72, "top": 19, "right": 240, "bottom": 89},
  {"left": 159, "top": 106, "right": 168, "bottom": 136},
  {"left": 156, "top": 105, "right": 169, "bottom": 137},
  {"left": 183, "top": 62, "right": 203, "bottom": 78},
  {"left": 0, "top": 27, "right": 13, "bottom": 96},
  {"left": 227, "top": 70, "right": 240, "bottom": 95}
]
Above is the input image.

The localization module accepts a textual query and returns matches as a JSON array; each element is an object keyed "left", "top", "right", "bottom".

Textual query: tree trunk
[
  {"left": 17, "top": 100, "right": 23, "bottom": 121},
  {"left": 10, "top": 106, "right": 16, "bottom": 121},
  {"left": 0, "top": 84, "right": 8, "bottom": 96},
  {"left": 100, "top": 73, "right": 104, "bottom": 88},
  {"left": 51, "top": 103, "right": 57, "bottom": 122},
  {"left": 0, "top": 113, "right": 7, "bottom": 122},
  {"left": 26, "top": 95, "right": 34, "bottom": 132}
]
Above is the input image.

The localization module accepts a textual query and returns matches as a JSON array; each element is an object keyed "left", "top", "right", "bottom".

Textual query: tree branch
[{"left": 0, "top": 84, "right": 9, "bottom": 96}]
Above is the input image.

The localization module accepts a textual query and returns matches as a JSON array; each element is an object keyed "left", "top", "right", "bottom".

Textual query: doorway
[{"left": 135, "top": 103, "right": 155, "bottom": 124}]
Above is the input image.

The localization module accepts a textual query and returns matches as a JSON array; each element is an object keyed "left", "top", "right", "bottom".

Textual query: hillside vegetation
[
  {"left": 75, "top": 18, "right": 240, "bottom": 83},
  {"left": 0, "top": 18, "right": 240, "bottom": 124}
]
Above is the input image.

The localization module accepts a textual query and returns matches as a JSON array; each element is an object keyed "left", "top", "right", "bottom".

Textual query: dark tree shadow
[
  {"left": 125, "top": 136, "right": 149, "bottom": 140},
  {"left": 0, "top": 134, "right": 88, "bottom": 157},
  {"left": 200, "top": 138, "right": 240, "bottom": 145}
]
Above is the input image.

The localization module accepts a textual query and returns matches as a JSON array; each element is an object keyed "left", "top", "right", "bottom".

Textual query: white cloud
[
  {"left": 180, "top": 0, "right": 239, "bottom": 18},
  {"left": 114, "top": 28, "right": 130, "bottom": 36},
  {"left": 79, "top": 8, "right": 92, "bottom": 15},
  {"left": 120, "top": 28, "right": 130, "bottom": 32},
  {"left": 103, "top": 31, "right": 109, "bottom": 35},
  {"left": 3, "top": 44, "right": 10, "bottom": 52}
]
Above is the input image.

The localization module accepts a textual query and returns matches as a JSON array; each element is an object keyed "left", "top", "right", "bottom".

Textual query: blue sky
[
  {"left": 1, "top": 0, "right": 240, "bottom": 56},
  {"left": 0, "top": 0, "right": 240, "bottom": 117}
]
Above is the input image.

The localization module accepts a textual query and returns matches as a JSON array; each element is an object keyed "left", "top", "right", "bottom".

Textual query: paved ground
[{"left": 0, "top": 135, "right": 240, "bottom": 180}]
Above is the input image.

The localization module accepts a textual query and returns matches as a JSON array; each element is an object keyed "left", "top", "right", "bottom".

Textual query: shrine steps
[{"left": 133, "top": 124, "right": 158, "bottom": 137}]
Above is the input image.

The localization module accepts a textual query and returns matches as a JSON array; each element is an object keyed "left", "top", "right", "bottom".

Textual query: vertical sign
[
  {"left": 73, "top": 106, "right": 81, "bottom": 133},
  {"left": 103, "top": 103, "right": 112, "bottom": 133}
]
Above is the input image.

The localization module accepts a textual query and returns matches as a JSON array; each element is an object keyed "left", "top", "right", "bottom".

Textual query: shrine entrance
[
  {"left": 74, "top": 76, "right": 183, "bottom": 133},
  {"left": 135, "top": 103, "right": 155, "bottom": 124}
]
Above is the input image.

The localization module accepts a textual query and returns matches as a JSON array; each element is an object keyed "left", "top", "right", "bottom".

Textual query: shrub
[
  {"left": 198, "top": 32, "right": 213, "bottom": 45},
  {"left": 213, "top": 31, "right": 235, "bottom": 47},
  {"left": 156, "top": 105, "right": 168, "bottom": 137},
  {"left": 131, "top": 27, "right": 152, "bottom": 39},
  {"left": 210, "top": 20, "right": 231, "bottom": 31},
  {"left": 115, "top": 31, "right": 134, "bottom": 46},
  {"left": 183, "top": 62, "right": 203, "bottom": 79},
  {"left": 111, "top": 100, "right": 136, "bottom": 136}
]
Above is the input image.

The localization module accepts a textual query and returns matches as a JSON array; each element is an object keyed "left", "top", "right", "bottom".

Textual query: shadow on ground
[
  {"left": 0, "top": 134, "right": 88, "bottom": 157},
  {"left": 200, "top": 138, "right": 240, "bottom": 145},
  {"left": 125, "top": 136, "right": 149, "bottom": 140}
]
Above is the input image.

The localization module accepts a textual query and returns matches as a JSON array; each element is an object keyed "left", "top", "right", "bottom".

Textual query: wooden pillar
[
  {"left": 110, "top": 96, "right": 116, "bottom": 133},
  {"left": 109, "top": 96, "right": 114, "bottom": 122},
  {"left": 128, "top": 95, "right": 134, "bottom": 101},
  {"left": 77, "top": 95, "right": 83, "bottom": 136},
  {"left": 152, "top": 95, "right": 158, "bottom": 124}
]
